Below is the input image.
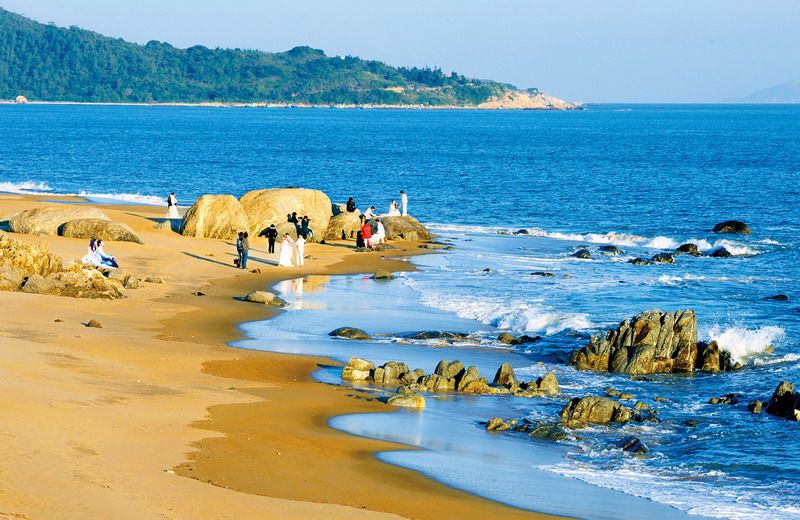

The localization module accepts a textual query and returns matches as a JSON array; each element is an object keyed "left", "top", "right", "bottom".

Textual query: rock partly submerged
[
  {"left": 765, "top": 381, "right": 800, "bottom": 421},
  {"left": 329, "top": 327, "right": 372, "bottom": 340},
  {"left": 712, "top": 220, "right": 751, "bottom": 235}
]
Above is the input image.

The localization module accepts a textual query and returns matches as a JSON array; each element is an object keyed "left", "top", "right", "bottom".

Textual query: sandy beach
[{"left": 0, "top": 195, "right": 553, "bottom": 519}]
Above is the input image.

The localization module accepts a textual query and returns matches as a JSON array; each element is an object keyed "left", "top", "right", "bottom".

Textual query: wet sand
[{"left": 0, "top": 195, "right": 556, "bottom": 519}]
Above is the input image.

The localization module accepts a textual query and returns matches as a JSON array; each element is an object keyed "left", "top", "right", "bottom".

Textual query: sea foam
[{"left": 703, "top": 324, "right": 785, "bottom": 363}]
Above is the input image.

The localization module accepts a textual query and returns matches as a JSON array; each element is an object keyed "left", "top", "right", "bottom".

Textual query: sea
[{"left": 1, "top": 103, "right": 799, "bottom": 519}]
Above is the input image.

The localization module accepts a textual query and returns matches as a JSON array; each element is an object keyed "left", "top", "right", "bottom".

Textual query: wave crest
[{"left": 703, "top": 325, "right": 785, "bottom": 363}]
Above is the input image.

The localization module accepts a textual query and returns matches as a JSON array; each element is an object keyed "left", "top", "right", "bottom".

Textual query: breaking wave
[{"left": 703, "top": 324, "right": 786, "bottom": 363}]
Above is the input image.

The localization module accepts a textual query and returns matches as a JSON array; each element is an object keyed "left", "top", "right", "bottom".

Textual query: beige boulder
[
  {"left": 243, "top": 290, "right": 288, "bottom": 306},
  {"left": 180, "top": 195, "right": 250, "bottom": 239},
  {"left": 378, "top": 216, "right": 432, "bottom": 242},
  {"left": 8, "top": 207, "right": 109, "bottom": 236},
  {"left": 60, "top": 218, "right": 143, "bottom": 244},
  {"left": 0, "top": 233, "right": 63, "bottom": 277},
  {"left": 15, "top": 95, "right": 28, "bottom": 104},
  {"left": 21, "top": 265, "right": 126, "bottom": 299},
  {"left": 387, "top": 394, "right": 426, "bottom": 409},
  {"left": 560, "top": 396, "right": 633, "bottom": 428},
  {"left": 240, "top": 188, "right": 333, "bottom": 240},
  {"left": 324, "top": 210, "right": 361, "bottom": 241}
]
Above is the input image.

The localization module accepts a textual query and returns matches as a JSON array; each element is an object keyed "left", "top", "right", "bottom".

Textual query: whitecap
[
  {"left": 703, "top": 324, "right": 785, "bottom": 363},
  {"left": 0, "top": 180, "right": 55, "bottom": 194}
]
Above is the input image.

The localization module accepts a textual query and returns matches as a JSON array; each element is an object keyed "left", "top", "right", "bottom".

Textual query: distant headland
[{"left": 0, "top": 8, "right": 577, "bottom": 110}]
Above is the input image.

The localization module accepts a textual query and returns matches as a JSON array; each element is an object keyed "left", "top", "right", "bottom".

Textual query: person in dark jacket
[
  {"left": 346, "top": 197, "right": 357, "bottom": 212},
  {"left": 240, "top": 231, "right": 250, "bottom": 269},
  {"left": 260, "top": 224, "right": 278, "bottom": 254}
]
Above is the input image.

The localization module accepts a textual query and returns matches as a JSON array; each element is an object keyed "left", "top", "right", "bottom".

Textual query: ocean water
[{"left": 2, "top": 104, "right": 799, "bottom": 518}]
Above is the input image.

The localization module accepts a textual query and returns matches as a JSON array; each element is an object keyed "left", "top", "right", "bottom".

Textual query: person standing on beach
[
  {"left": 240, "top": 231, "right": 250, "bottom": 269},
  {"left": 360, "top": 221, "right": 373, "bottom": 249},
  {"left": 278, "top": 234, "right": 295, "bottom": 267},
  {"left": 400, "top": 190, "right": 408, "bottom": 216},
  {"left": 235, "top": 232, "right": 244, "bottom": 268},
  {"left": 166, "top": 192, "right": 179, "bottom": 219},
  {"left": 261, "top": 224, "right": 278, "bottom": 254},
  {"left": 295, "top": 233, "right": 306, "bottom": 266}
]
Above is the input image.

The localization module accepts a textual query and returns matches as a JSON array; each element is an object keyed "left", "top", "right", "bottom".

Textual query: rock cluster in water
[{"left": 571, "top": 309, "right": 740, "bottom": 374}]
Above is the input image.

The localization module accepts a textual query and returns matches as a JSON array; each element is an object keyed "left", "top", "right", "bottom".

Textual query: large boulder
[
  {"left": 713, "top": 220, "right": 751, "bottom": 234},
  {"left": 341, "top": 357, "right": 375, "bottom": 382},
  {"left": 21, "top": 264, "right": 126, "bottom": 299},
  {"left": 243, "top": 290, "right": 288, "bottom": 306},
  {"left": 240, "top": 188, "right": 333, "bottom": 240},
  {"left": 377, "top": 216, "right": 432, "bottom": 242},
  {"left": 560, "top": 396, "right": 633, "bottom": 428},
  {"left": 8, "top": 207, "right": 109, "bottom": 236},
  {"left": 329, "top": 327, "right": 372, "bottom": 340},
  {"left": 765, "top": 381, "right": 799, "bottom": 420},
  {"left": 59, "top": 219, "right": 143, "bottom": 244},
  {"left": 180, "top": 195, "right": 250, "bottom": 239},
  {"left": 324, "top": 210, "right": 362, "bottom": 241},
  {"left": 0, "top": 233, "right": 63, "bottom": 278},
  {"left": 571, "top": 309, "right": 708, "bottom": 374}
]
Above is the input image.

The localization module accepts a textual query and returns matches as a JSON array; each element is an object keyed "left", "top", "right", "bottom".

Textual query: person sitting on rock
[
  {"left": 81, "top": 239, "right": 102, "bottom": 267},
  {"left": 387, "top": 199, "right": 401, "bottom": 217},
  {"left": 363, "top": 206, "right": 376, "bottom": 221},
  {"left": 95, "top": 240, "right": 119, "bottom": 269},
  {"left": 346, "top": 197, "right": 357, "bottom": 213}
]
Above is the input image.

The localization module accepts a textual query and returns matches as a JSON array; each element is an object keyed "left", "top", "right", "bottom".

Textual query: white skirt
[{"left": 166, "top": 206, "right": 180, "bottom": 219}]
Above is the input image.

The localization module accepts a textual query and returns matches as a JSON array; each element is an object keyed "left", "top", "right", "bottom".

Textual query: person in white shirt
[
  {"left": 400, "top": 190, "right": 408, "bottom": 216},
  {"left": 363, "top": 206, "right": 376, "bottom": 221}
]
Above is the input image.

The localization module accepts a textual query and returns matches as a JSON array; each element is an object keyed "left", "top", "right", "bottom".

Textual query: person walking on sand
[
  {"left": 278, "top": 233, "right": 295, "bottom": 267},
  {"left": 295, "top": 233, "right": 306, "bottom": 266},
  {"left": 166, "top": 192, "right": 179, "bottom": 219},
  {"left": 400, "top": 190, "right": 408, "bottom": 216},
  {"left": 260, "top": 224, "right": 278, "bottom": 254},
  {"left": 240, "top": 231, "right": 250, "bottom": 269}
]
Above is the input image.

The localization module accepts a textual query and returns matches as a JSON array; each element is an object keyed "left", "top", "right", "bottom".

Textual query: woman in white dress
[
  {"left": 387, "top": 199, "right": 401, "bottom": 216},
  {"left": 373, "top": 220, "right": 386, "bottom": 245},
  {"left": 278, "top": 234, "right": 295, "bottom": 267},
  {"left": 81, "top": 239, "right": 102, "bottom": 267},
  {"left": 166, "top": 192, "right": 180, "bottom": 219},
  {"left": 295, "top": 234, "right": 306, "bottom": 266}
]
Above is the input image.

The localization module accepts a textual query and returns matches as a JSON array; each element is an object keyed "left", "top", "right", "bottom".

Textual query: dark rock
[
  {"left": 699, "top": 341, "right": 722, "bottom": 373},
  {"left": 712, "top": 220, "right": 751, "bottom": 234},
  {"left": 572, "top": 248, "right": 592, "bottom": 259},
  {"left": 528, "top": 422, "right": 569, "bottom": 441},
  {"left": 498, "top": 333, "right": 541, "bottom": 345},
  {"left": 403, "top": 331, "right": 469, "bottom": 341},
  {"left": 515, "top": 229, "right": 530, "bottom": 235},
  {"left": 650, "top": 253, "right": 675, "bottom": 264},
  {"left": 560, "top": 396, "right": 634, "bottom": 428},
  {"left": 618, "top": 436, "right": 648, "bottom": 454},
  {"left": 676, "top": 243, "right": 700, "bottom": 255},
  {"left": 708, "top": 393, "right": 739, "bottom": 405},
  {"left": 765, "top": 381, "right": 800, "bottom": 420},
  {"left": 748, "top": 400, "right": 763, "bottom": 414},
  {"left": 765, "top": 294, "right": 790, "bottom": 301},
  {"left": 628, "top": 258, "right": 652, "bottom": 265},
  {"left": 710, "top": 248, "right": 733, "bottom": 258},
  {"left": 530, "top": 271, "right": 555, "bottom": 277},
  {"left": 600, "top": 245, "right": 623, "bottom": 256},
  {"left": 685, "top": 420, "right": 700, "bottom": 426},
  {"left": 329, "top": 327, "right": 372, "bottom": 340}
]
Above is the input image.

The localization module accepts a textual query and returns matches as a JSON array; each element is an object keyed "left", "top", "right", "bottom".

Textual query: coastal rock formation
[
  {"left": 0, "top": 233, "right": 63, "bottom": 281},
  {"left": 324, "top": 210, "right": 361, "bottom": 241},
  {"left": 21, "top": 264, "right": 126, "bottom": 299},
  {"left": 570, "top": 309, "right": 737, "bottom": 374},
  {"left": 180, "top": 195, "right": 250, "bottom": 239},
  {"left": 560, "top": 396, "right": 634, "bottom": 428},
  {"left": 377, "top": 216, "right": 432, "bottom": 242},
  {"left": 600, "top": 246, "right": 623, "bottom": 256},
  {"left": 240, "top": 188, "right": 333, "bottom": 240},
  {"left": 477, "top": 90, "right": 579, "bottom": 110},
  {"left": 710, "top": 248, "right": 733, "bottom": 258},
  {"left": 371, "top": 270, "right": 395, "bottom": 280},
  {"left": 402, "top": 331, "right": 469, "bottom": 341},
  {"left": 341, "top": 357, "right": 375, "bottom": 381},
  {"left": 650, "top": 253, "right": 675, "bottom": 264},
  {"left": 329, "top": 327, "right": 372, "bottom": 340},
  {"left": 572, "top": 249, "right": 592, "bottom": 259},
  {"left": 243, "top": 290, "right": 288, "bottom": 306},
  {"left": 386, "top": 393, "right": 426, "bottom": 409},
  {"left": 676, "top": 243, "right": 701, "bottom": 255},
  {"left": 15, "top": 95, "right": 28, "bottom": 104},
  {"left": 713, "top": 220, "right": 751, "bottom": 234},
  {"left": 60, "top": 218, "right": 143, "bottom": 243},
  {"left": 628, "top": 258, "right": 651, "bottom": 265},
  {"left": 619, "top": 437, "right": 648, "bottom": 455},
  {"left": 497, "top": 332, "right": 540, "bottom": 345},
  {"left": 765, "top": 381, "right": 800, "bottom": 420},
  {"left": 8, "top": 206, "right": 110, "bottom": 236}
]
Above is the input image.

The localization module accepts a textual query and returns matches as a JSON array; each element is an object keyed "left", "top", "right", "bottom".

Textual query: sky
[{"left": 2, "top": 0, "right": 799, "bottom": 103}]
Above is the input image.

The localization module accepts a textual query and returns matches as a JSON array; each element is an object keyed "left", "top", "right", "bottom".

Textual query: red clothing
[{"left": 361, "top": 223, "right": 373, "bottom": 239}]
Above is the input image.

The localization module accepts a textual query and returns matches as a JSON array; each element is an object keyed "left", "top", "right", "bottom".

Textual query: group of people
[
  {"left": 350, "top": 190, "right": 408, "bottom": 223},
  {"left": 81, "top": 238, "right": 119, "bottom": 269},
  {"left": 240, "top": 224, "right": 306, "bottom": 269},
  {"left": 286, "top": 212, "right": 314, "bottom": 240},
  {"left": 357, "top": 219, "right": 386, "bottom": 249}
]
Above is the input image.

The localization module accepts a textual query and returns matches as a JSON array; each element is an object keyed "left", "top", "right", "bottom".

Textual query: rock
[
  {"left": 606, "top": 388, "right": 621, "bottom": 397},
  {"left": 572, "top": 248, "right": 592, "bottom": 259},
  {"left": 59, "top": 219, "right": 143, "bottom": 244},
  {"left": 634, "top": 401, "right": 649, "bottom": 410},
  {"left": 456, "top": 366, "right": 480, "bottom": 391},
  {"left": 619, "top": 393, "right": 635, "bottom": 400},
  {"left": 144, "top": 275, "right": 165, "bottom": 284},
  {"left": 650, "top": 253, "right": 675, "bottom": 264},
  {"left": 708, "top": 393, "right": 739, "bottom": 405},
  {"left": 8, "top": 207, "right": 110, "bottom": 236},
  {"left": 179, "top": 195, "right": 250, "bottom": 239},
  {"left": 21, "top": 265, "right": 126, "bottom": 299},
  {"left": 374, "top": 361, "right": 411, "bottom": 385},
  {"left": 243, "top": 290, "right": 288, "bottom": 306},
  {"left": 377, "top": 216, "right": 432, "bottom": 242},
  {"left": 676, "top": 243, "right": 700, "bottom": 255},
  {"left": 15, "top": 95, "right": 28, "bottom": 104},
  {"left": 154, "top": 219, "right": 180, "bottom": 232},
  {"left": 371, "top": 270, "right": 395, "bottom": 280},
  {"left": 530, "top": 271, "right": 554, "bottom": 277},
  {"left": 497, "top": 332, "right": 541, "bottom": 345},
  {"left": 748, "top": 400, "right": 763, "bottom": 414},
  {"left": 685, "top": 420, "right": 700, "bottom": 426},
  {"left": 486, "top": 417, "right": 510, "bottom": 431},
  {"left": 514, "top": 229, "right": 530, "bottom": 235},
  {"left": 531, "top": 372, "right": 559, "bottom": 395},
  {"left": 628, "top": 258, "right": 651, "bottom": 265},
  {"left": 328, "top": 327, "right": 372, "bottom": 341},
  {"left": 0, "top": 265, "right": 24, "bottom": 291},
  {"left": 434, "top": 360, "right": 465, "bottom": 381},
  {"left": 85, "top": 319, "right": 103, "bottom": 328},
  {"left": 765, "top": 381, "right": 799, "bottom": 419},
  {"left": 712, "top": 220, "right": 751, "bottom": 234},
  {"left": 403, "top": 331, "right": 469, "bottom": 341},
  {"left": 699, "top": 341, "right": 721, "bottom": 373},
  {"left": 0, "top": 234, "right": 63, "bottom": 278},
  {"left": 341, "top": 357, "right": 375, "bottom": 381},
  {"left": 618, "top": 436, "right": 648, "bottom": 455},
  {"left": 710, "top": 248, "right": 733, "bottom": 258},
  {"left": 493, "top": 363, "right": 519, "bottom": 391},
  {"left": 528, "top": 422, "right": 569, "bottom": 441},
  {"left": 600, "top": 245, "right": 623, "bottom": 256},
  {"left": 766, "top": 294, "right": 789, "bottom": 301},
  {"left": 571, "top": 309, "right": 709, "bottom": 374},
  {"left": 324, "top": 210, "right": 361, "bottom": 241},
  {"left": 387, "top": 394, "right": 426, "bottom": 409},
  {"left": 560, "top": 396, "right": 633, "bottom": 428},
  {"left": 240, "top": 188, "right": 333, "bottom": 241}
]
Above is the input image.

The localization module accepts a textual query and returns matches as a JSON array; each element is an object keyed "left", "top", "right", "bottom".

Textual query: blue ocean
[{"left": 2, "top": 104, "right": 799, "bottom": 519}]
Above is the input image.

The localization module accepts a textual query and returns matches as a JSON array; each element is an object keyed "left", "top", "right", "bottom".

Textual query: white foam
[
  {"left": 642, "top": 236, "right": 679, "bottom": 249},
  {"left": 712, "top": 239, "right": 760, "bottom": 256},
  {"left": 0, "top": 180, "right": 166, "bottom": 206},
  {"left": 76, "top": 191, "right": 165, "bottom": 206},
  {"left": 703, "top": 324, "right": 785, "bottom": 363},
  {"left": 0, "top": 180, "right": 55, "bottom": 194}
]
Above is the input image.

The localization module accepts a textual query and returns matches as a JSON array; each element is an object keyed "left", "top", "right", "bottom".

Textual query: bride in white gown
[
  {"left": 387, "top": 199, "right": 401, "bottom": 216},
  {"left": 166, "top": 192, "right": 180, "bottom": 219},
  {"left": 278, "top": 234, "right": 295, "bottom": 267}
]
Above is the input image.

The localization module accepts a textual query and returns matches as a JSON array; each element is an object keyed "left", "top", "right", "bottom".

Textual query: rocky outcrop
[
  {"left": 710, "top": 248, "right": 733, "bottom": 258},
  {"left": 340, "top": 356, "right": 559, "bottom": 398},
  {"left": 600, "top": 246, "right": 623, "bottom": 256},
  {"left": 676, "top": 243, "right": 700, "bottom": 255},
  {"left": 386, "top": 394, "right": 426, "bottom": 409},
  {"left": 180, "top": 195, "right": 250, "bottom": 239},
  {"left": 243, "top": 290, "right": 288, "bottom": 306},
  {"left": 371, "top": 270, "right": 395, "bottom": 280},
  {"left": 765, "top": 381, "right": 800, "bottom": 420},
  {"left": 560, "top": 396, "right": 634, "bottom": 428},
  {"left": 377, "top": 216, "right": 432, "bottom": 242},
  {"left": 401, "top": 331, "right": 469, "bottom": 341},
  {"left": 0, "top": 233, "right": 63, "bottom": 281},
  {"left": 571, "top": 309, "right": 737, "bottom": 374},
  {"left": 324, "top": 210, "right": 361, "bottom": 241},
  {"left": 713, "top": 220, "right": 751, "bottom": 234},
  {"left": 15, "top": 95, "right": 28, "bottom": 104},
  {"left": 8, "top": 207, "right": 110, "bottom": 236},
  {"left": 240, "top": 188, "right": 333, "bottom": 240},
  {"left": 572, "top": 249, "right": 592, "bottom": 259},
  {"left": 60, "top": 218, "right": 143, "bottom": 243},
  {"left": 329, "top": 327, "right": 372, "bottom": 340},
  {"left": 497, "top": 332, "right": 540, "bottom": 345},
  {"left": 618, "top": 437, "right": 648, "bottom": 454},
  {"left": 650, "top": 253, "right": 675, "bottom": 264},
  {"left": 21, "top": 264, "right": 126, "bottom": 299}
]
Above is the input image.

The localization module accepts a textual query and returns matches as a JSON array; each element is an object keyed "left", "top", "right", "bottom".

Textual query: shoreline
[{"left": 0, "top": 195, "right": 555, "bottom": 519}]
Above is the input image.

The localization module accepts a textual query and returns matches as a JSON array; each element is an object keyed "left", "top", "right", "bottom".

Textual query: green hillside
[{"left": 0, "top": 7, "right": 526, "bottom": 105}]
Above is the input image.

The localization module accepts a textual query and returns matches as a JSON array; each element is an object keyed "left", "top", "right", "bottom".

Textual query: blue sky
[{"left": 3, "top": 0, "right": 799, "bottom": 103}]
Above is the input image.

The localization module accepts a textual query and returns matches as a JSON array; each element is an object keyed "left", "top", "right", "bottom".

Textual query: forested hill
[{"left": 0, "top": 8, "right": 572, "bottom": 107}]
